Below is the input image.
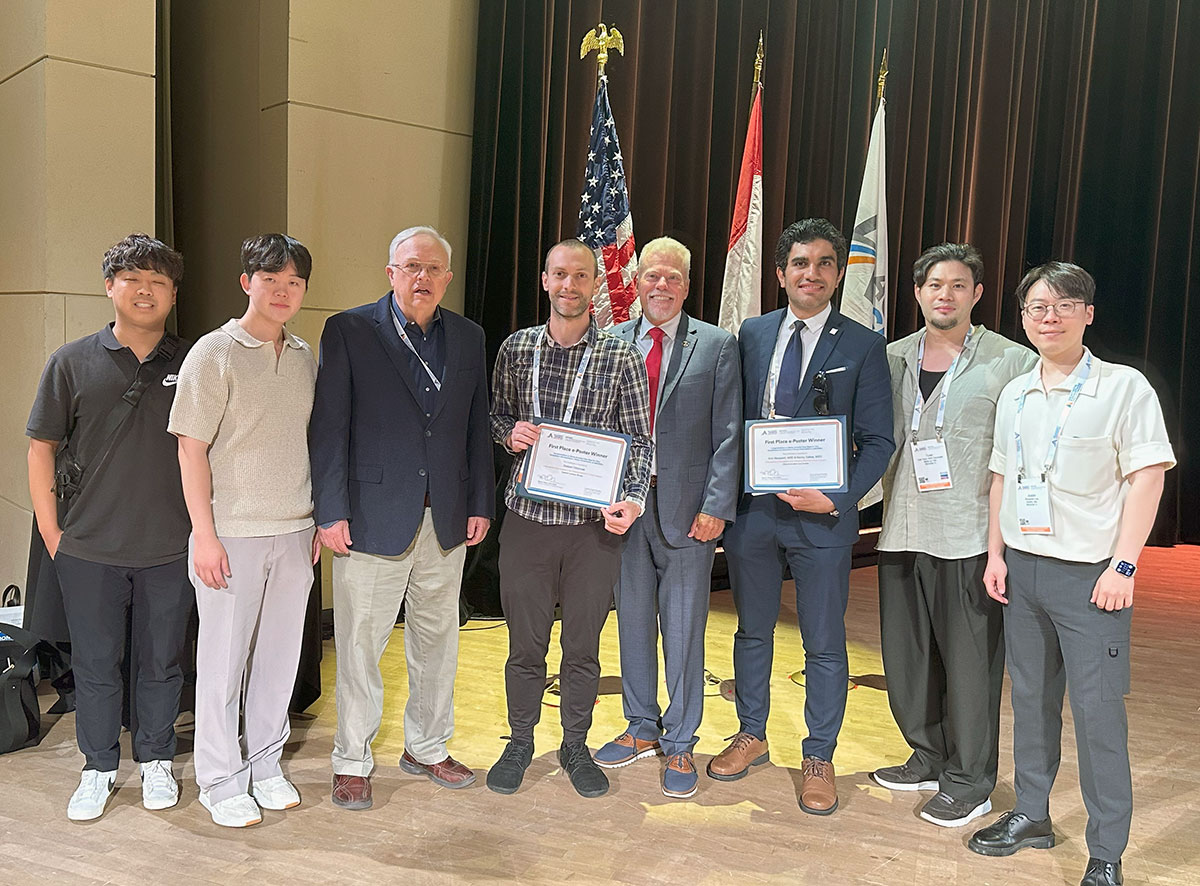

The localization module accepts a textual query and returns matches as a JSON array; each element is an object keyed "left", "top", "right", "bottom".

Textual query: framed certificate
[
  {"left": 744, "top": 415, "right": 849, "bottom": 493},
  {"left": 516, "top": 418, "right": 632, "bottom": 509}
]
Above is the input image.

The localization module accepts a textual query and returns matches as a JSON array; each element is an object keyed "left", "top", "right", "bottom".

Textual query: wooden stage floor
[{"left": 1, "top": 547, "right": 1197, "bottom": 885}]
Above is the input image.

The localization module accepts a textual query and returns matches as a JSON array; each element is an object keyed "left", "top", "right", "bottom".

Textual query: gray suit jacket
[{"left": 611, "top": 312, "right": 742, "bottom": 547}]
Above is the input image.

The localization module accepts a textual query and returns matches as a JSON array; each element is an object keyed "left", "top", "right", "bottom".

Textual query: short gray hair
[
  {"left": 388, "top": 226, "right": 453, "bottom": 266},
  {"left": 638, "top": 236, "right": 691, "bottom": 277}
]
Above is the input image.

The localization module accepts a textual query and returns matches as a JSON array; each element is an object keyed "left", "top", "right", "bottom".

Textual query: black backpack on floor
[{"left": 0, "top": 622, "right": 41, "bottom": 755}]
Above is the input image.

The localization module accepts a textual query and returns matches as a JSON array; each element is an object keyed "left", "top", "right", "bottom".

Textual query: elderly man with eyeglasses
[{"left": 309, "top": 226, "right": 494, "bottom": 809}]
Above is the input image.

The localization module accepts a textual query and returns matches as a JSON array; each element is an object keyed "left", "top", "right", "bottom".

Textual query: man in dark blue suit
[
  {"left": 709, "top": 218, "right": 894, "bottom": 816},
  {"left": 309, "top": 226, "right": 494, "bottom": 810}
]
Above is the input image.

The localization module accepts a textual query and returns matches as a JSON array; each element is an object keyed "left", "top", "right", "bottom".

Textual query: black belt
[
  {"left": 648, "top": 475, "right": 658, "bottom": 488},
  {"left": 424, "top": 491, "right": 432, "bottom": 507}
]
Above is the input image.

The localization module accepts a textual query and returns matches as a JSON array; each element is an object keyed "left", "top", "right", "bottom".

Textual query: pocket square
[{"left": 823, "top": 365, "right": 848, "bottom": 374}]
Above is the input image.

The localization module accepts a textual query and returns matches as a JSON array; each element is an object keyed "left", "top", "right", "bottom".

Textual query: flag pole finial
[
  {"left": 876, "top": 48, "right": 889, "bottom": 105},
  {"left": 753, "top": 31, "right": 764, "bottom": 89},
  {"left": 580, "top": 23, "right": 625, "bottom": 81}
]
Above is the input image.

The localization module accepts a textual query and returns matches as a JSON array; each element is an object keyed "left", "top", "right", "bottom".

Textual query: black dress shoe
[
  {"left": 486, "top": 739, "right": 534, "bottom": 794},
  {"left": 558, "top": 742, "right": 609, "bottom": 798},
  {"left": 968, "top": 810, "right": 1055, "bottom": 857},
  {"left": 1080, "top": 857, "right": 1122, "bottom": 886}
]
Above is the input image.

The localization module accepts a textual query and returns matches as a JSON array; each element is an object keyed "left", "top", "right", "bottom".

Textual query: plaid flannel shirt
[{"left": 491, "top": 320, "right": 653, "bottom": 525}]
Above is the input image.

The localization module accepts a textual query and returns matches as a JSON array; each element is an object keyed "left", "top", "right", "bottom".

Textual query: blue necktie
[{"left": 773, "top": 320, "right": 803, "bottom": 417}]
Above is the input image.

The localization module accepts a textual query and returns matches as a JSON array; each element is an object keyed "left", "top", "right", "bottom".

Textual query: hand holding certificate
[
  {"left": 745, "top": 415, "right": 849, "bottom": 494},
  {"left": 516, "top": 419, "right": 632, "bottom": 509}
]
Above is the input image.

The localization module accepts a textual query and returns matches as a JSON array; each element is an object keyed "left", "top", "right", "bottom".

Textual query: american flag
[{"left": 576, "top": 74, "right": 638, "bottom": 327}]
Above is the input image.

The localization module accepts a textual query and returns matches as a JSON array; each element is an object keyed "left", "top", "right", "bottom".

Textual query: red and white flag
[{"left": 719, "top": 81, "right": 764, "bottom": 337}]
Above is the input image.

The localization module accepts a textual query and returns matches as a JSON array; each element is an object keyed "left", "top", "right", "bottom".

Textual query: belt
[
  {"left": 648, "top": 475, "right": 658, "bottom": 487},
  {"left": 424, "top": 491, "right": 431, "bottom": 508}
]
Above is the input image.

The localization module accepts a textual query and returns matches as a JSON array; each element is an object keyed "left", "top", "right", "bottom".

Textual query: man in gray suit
[{"left": 595, "top": 236, "right": 742, "bottom": 799}]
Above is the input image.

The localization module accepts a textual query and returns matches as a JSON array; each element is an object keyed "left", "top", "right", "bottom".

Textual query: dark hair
[
  {"left": 1016, "top": 261, "right": 1095, "bottom": 306},
  {"left": 774, "top": 218, "right": 848, "bottom": 271},
  {"left": 913, "top": 243, "right": 984, "bottom": 286},
  {"left": 241, "top": 233, "right": 313, "bottom": 281},
  {"left": 102, "top": 233, "right": 184, "bottom": 285},
  {"left": 544, "top": 238, "right": 599, "bottom": 277}
]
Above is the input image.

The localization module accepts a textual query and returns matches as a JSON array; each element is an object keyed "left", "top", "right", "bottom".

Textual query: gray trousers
[
  {"left": 499, "top": 513, "right": 622, "bottom": 745},
  {"left": 615, "top": 487, "right": 715, "bottom": 756},
  {"left": 331, "top": 509, "right": 466, "bottom": 775},
  {"left": 191, "top": 529, "right": 314, "bottom": 803},
  {"left": 1005, "top": 549, "right": 1132, "bottom": 863},
  {"left": 878, "top": 551, "right": 1003, "bottom": 804}
]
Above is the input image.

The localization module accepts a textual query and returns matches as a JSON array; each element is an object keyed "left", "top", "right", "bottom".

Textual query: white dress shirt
[{"left": 761, "top": 301, "right": 832, "bottom": 418}]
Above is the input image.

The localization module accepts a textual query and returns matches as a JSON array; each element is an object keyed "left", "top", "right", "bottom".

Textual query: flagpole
[
  {"left": 876, "top": 48, "right": 888, "bottom": 107},
  {"left": 751, "top": 31, "right": 764, "bottom": 112}
]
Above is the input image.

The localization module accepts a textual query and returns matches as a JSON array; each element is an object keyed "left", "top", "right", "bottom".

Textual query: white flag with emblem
[{"left": 841, "top": 98, "right": 887, "bottom": 336}]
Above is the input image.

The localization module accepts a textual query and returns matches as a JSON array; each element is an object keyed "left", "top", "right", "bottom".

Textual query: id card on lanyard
[
  {"left": 531, "top": 327, "right": 593, "bottom": 423},
  {"left": 910, "top": 328, "right": 973, "bottom": 492},
  {"left": 1012, "top": 353, "right": 1092, "bottom": 535}
]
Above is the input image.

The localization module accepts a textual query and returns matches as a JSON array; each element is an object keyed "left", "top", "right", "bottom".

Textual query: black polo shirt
[{"left": 26, "top": 324, "right": 192, "bottom": 567}]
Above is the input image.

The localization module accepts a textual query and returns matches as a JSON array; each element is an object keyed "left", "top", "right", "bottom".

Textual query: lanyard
[
  {"left": 390, "top": 300, "right": 442, "bottom": 391},
  {"left": 1013, "top": 352, "right": 1092, "bottom": 481},
  {"left": 910, "top": 326, "right": 974, "bottom": 443},
  {"left": 766, "top": 319, "right": 803, "bottom": 419},
  {"left": 532, "top": 326, "right": 594, "bottom": 423}
]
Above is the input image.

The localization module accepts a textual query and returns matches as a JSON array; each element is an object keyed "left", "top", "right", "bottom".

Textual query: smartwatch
[{"left": 1112, "top": 560, "right": 1136, "bottom": 578}]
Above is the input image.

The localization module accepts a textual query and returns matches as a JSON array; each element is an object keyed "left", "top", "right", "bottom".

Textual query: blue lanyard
[
  {"left": 532, "top": 326, "right": 593, "bottom": 423},
  {"left": 1014, "top": 352, "right": 1092, "bottom": 481},
  {"left": 911, "top": 326, "right": 974, "bottom": 443},
  {"left": 390, "top": 301, "right": 442, "bottom": 391}
]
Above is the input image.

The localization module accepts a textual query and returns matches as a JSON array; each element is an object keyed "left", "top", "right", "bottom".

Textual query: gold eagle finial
[{"left": 580, "top": 23, "right": 625, "bottom": 79}]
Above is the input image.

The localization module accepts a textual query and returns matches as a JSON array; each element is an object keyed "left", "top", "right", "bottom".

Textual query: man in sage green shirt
[{"left": 872, "top": 243, "right": 1036, "bottom": 828}]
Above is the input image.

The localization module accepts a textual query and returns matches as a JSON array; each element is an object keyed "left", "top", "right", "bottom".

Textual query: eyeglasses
[
  {"left": 813, "top": 371, "right": 830, "bottom": 416},
  {"left": 1022, "top": 299, "right": 1086, "bottom": 320},
  {"left": 389, "top": 261, "right": 449, "bottom": 279}
]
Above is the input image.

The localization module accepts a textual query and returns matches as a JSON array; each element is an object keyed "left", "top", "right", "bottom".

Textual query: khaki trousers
[{"left": 331, "top": 509, "right": 466, "bottom": 775}]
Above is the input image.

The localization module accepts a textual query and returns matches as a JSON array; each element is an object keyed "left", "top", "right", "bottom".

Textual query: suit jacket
[
  {"left": 309, "top": 294, "right": 495, "bottom": 556},
  {"left": 736, "top": 306, "right": 894, "bottom": 547},
  {"left": 611, "top": 312, "right": 742, "bottom": 547}
]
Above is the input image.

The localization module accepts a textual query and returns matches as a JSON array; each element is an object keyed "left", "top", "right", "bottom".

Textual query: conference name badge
[
  {"left": 911, "top": 439, "right": 953, "bottom": 492},
  {"left": 1016, "top": 477, "right": 1053, "bottom": 535}
]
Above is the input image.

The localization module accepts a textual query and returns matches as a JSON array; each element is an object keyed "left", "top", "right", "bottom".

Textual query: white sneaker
[
  {"left": 67, "top": 769, "right": 117, "bottom": 821},
  {"left": 198, "top": 790, "right": 262, "bottom": 828},
  {"left": 141, "top": 760, "right": 179, "bottom": 810},
  {"left": 251, "top": 775, "right": 301, "bottom": 810}
]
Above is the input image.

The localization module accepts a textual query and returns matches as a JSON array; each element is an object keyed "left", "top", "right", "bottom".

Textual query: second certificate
[
  {"left": 745, "top": 416, "right": 849, "bottom": 493},
  {"left": 517, "top": 419, "right": 631, "bottom": 509}
]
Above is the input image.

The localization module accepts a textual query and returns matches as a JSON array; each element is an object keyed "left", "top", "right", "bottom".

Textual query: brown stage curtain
[{"left": 466, "top": 0, "right": 1199, "bottom": 544}]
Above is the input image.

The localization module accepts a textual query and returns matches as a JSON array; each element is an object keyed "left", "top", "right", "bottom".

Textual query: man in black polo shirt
[{"left": 26, "top": 233, "right": 193, "bottom": 821}]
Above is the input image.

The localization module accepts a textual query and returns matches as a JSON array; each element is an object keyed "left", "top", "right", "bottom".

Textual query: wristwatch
[{"left": 1112, "top": 560, "right": 1136, "bottom": 578}]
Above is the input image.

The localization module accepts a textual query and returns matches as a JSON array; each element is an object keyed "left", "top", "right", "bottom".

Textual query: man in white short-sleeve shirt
[{"left": 968, "top": 261, "right": 1175, "bottom": 886}]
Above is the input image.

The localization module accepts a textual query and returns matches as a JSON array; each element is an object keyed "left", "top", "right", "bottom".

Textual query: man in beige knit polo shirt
[{"left": 170, "top": 233, "right": 320, "bottom": 829}]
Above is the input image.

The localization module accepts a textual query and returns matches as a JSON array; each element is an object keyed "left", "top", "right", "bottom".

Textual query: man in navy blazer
[
  {"left": 709, "top": 218, "right": 894, "bottom": 816},
  {"left": 595, "top": 237, "right": 742, "bottom": 800},
  {"left": 310, "top": 226, "right": 494, "bottom": 810}
]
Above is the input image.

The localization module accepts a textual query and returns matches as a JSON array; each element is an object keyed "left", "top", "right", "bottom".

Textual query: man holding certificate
[
  {"left": 487, "top": 238, "right": 653, "bottom": 799},
  {"left": 872, "top": 244, "right": 1035, "bottom": 829},
  {"left": 710, "top": 219, "right": 894, "bottom": 816},
  {"left": 596, "top": 237, "right": 742, "bottom": 800}
]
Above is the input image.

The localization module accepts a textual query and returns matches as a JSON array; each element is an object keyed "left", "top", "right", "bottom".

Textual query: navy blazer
[
  {"left": 737, "top": 306, "right": 894, "bottom": 547},
  {"left": 309, "top": 294, "right": 495, "bottom": 555}
]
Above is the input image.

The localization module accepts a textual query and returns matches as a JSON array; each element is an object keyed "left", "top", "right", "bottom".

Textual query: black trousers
[
  {"left": 877, "top": 551, "right": 1003, "bottom": 803},
  {"left": 498, "top": 514, "right": 623, "bottom": 745},
  {"left": 54, "top": 553, "right": 194, "bottom": 771}
]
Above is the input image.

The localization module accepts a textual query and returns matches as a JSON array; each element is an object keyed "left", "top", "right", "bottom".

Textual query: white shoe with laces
[
  {"left": 67, "top": 769, "right": 117, "bottom": 821},
  {"left": 199, "top": 790, "right": 262, "bottom": 828},
  {"left": 251, "top": 775, "right": 301, "bottom": 810},
  {"left": 141, "top": 760, "right": 179, "bottom": 810}
]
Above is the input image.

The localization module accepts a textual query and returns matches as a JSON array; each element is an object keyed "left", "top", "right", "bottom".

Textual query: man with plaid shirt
[{"left": 486, "top": 238, "right": 653, "bottom": 799}]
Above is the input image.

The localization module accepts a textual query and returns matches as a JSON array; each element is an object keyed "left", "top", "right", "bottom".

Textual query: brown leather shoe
[
  {"left": 399, "top": 750, "right": 477, "bottom": 789},
  {"left": 332, "top": 774, "right": 372, "bottom": 810},
  {"left": 799, "top": 756, "right": 838, "bottom": 815},
  {"left": 706, "top": 732, "right": 769, "bottom": 781}
]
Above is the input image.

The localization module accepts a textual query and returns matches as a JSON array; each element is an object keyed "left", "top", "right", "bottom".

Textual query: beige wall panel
[
  {"left": 287, "top": 306, "right": 335, "bottom": 355},
  {"left": 64, "top": 293, "right": 117, "bottom": 343},
  {"left": 0, "top": 0, "right": 45, "bottom": 81},
  {"left": 0, "top": 65, "right": 47, "bottom": 293},
  {"left": 287, "top": 0, "right": 478, "bottom": 136},
  {"left": 0, "top": 496, "right": 32, "bottom": 590},
  {"left": 0, "top": 293, "right": 64, "bottom": 509},
  {"left": 44, "top": 60, "right": 155, "bottom": 296},
  {"left": 260, "top": 103, "right": 290, "bottom": 233},
  {"left": 285, "top": 104, "right": 471, "bottom": 315},
  {"left": 44, "top": 0, "right": 155, "bottom": 75},
  {"left": 258, "top": 0, "right": 290, "bottom": 110}
]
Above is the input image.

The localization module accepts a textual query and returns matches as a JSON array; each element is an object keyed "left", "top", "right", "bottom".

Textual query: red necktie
[{"left": 646, "top": 326, "right": 665, "bottom": 433}]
